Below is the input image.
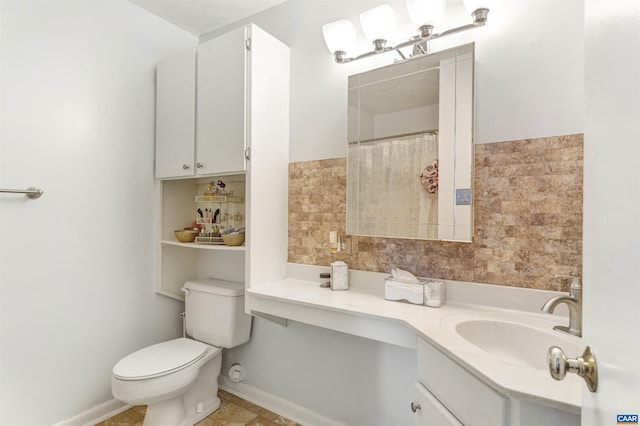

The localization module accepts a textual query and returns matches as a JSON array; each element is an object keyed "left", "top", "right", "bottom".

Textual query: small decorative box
[{"left": 384, "top": 276, "right": 427, "bottom": 305}]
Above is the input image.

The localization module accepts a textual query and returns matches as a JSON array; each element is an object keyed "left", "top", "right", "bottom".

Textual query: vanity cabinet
[
  {"left": 413, "top": 383, "right": 462, "bottom": 426},
  {"left": 155, "top": 24, "right": 289, "bottom": 301},
  {"left": 414, "top": 337, "right": 580, "bottom": 426},
  {"left": 414, "top": 337, "right": 508, "bottom": 426}
]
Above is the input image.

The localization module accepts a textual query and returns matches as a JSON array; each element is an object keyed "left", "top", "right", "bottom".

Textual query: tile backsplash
[{"left": 288, "top": 134, "right": 583, "bottom": 292}]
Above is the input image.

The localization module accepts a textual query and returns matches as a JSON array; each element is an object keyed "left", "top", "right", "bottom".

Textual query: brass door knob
[{"left": 547, "top": 345, "right": 598, "bottom": 392}]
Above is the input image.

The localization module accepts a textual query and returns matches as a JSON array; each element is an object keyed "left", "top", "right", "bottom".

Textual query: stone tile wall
[{"left": 288, "top": 134, "right": 583, "bottom": 291}]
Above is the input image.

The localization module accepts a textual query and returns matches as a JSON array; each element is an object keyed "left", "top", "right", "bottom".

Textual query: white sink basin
[{"left": 455, "top": 319, "right": 582, "bottom": 370}]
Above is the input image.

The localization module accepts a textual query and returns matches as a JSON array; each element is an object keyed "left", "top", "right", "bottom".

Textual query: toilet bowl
[
  {"left": 112, "top": 338, "right": 222, "bottom": 426},
  {"left": 111, "top": 279, "right": 252, "bottom": 426}
]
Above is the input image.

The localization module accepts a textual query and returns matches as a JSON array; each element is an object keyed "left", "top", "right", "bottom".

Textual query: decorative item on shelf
[
  {"left": 195, "top": 195, "right": 243, "bottom": 203},
  {"left": 322, "top": 0, "right": 491, "bottom": 64},
  {"left": 203, "top": 182, "right": 217, "bottom": 196},
  {"left": 220, "top": 227, "right": 245, "bottom": 246},
  {"left": 419, "top": 159, "right": 439, "bottom": 194},
  {"left": 217, "top": 180, "right": 227, "bottom": 196},
  {"left": 174, "top": 229, "right": 198, "bottom": 243},
  {"left": 195, "top": 235, "right": 225, "bottom": 245}
]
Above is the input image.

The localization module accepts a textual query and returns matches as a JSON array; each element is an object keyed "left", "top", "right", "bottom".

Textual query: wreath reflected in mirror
[{"left": 419, "top": 159, "right": 438, "bottom": 194}]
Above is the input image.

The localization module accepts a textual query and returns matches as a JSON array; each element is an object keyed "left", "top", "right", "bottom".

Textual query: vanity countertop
[{"left": 246, "top": 266, "right": 582, "bottom": 415}]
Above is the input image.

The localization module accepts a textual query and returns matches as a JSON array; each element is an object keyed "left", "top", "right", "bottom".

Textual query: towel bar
[{"left": 0, "top": 186, "right": 43, "bottom": 199}]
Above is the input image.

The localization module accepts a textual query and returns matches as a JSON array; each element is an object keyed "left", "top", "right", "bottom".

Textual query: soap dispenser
[{"left": 330, "top": 261, "right": 349, "bottom": 291}]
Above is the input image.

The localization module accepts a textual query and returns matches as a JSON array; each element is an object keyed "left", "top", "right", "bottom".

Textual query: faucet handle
[{"left": 553, "top": 275, "right": 581, "bottom": 297}]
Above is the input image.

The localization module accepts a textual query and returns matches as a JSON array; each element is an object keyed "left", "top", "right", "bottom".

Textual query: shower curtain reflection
[{"left": 347, "top": 131, "right": 438, "bottom": 239}]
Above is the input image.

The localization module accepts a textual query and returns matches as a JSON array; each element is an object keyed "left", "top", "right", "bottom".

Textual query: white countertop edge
[{"left": 248, "top": 264, "right": 582, "bottom": 414}]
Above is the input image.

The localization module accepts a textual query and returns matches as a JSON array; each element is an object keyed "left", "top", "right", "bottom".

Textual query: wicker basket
[{"left": 221, "top": 233, "right": 245, "bottom": 246}]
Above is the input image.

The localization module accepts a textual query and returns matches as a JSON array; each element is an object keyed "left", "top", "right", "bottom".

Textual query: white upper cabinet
[
  {"left": 197, "top": 26, "right": 247, "bottom": 175},
  {"left": 154, "top": 24, "right": 289, "bottom": 300},
  {"left": 155, "top": 48, "right": 196, "bottom": 178}
]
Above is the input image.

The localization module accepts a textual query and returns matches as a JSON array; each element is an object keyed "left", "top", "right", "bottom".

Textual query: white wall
[
  {"left": 204, "top": 1, "right": 584, "bottom": 424},
  {"left": 0, "top": 1, "right": 196, "bottom": 424}
]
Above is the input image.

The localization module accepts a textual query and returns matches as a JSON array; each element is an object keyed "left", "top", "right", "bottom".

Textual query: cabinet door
[
  {"left": 414, "top": 383, "right": 462, "bottom": 426},
  {"left": 245, "top": 24, "right": 289, "bottom": 292},
  {"left": 417, "top": 338, "right": 508, "bottom": 426},
  {"left": 197, "top": 26, "right": 247, "bottom": 175},
  {"left": 155, "top": 48, "right": 196, "bottom": 179}
]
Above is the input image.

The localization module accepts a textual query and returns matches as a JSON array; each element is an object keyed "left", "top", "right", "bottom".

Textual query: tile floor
[{"left": 96, "top": 389, "right": 301, "bottom": 426}]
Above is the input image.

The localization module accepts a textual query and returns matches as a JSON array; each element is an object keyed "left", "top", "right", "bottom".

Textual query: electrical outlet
[{"left": 456, "top": 189, "right": 471, "bottom": 205}]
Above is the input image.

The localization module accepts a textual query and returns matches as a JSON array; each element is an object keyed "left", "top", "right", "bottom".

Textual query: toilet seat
[{"left": 113, "top": 338, "right": 209, "bottom": 381}]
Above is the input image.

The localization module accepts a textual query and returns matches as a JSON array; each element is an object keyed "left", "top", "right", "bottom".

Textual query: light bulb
[
  {"left": 406, "top": 0, "right": 447, "bottom": 29},
  {"left": 322, "top": 19, "right": 358, "bottom": 55},
  {"left": 360, "top": 4, "right": 398, "bottom": 46},
  {"left": 462, "top": 0, "right": 491, "bottom": 14}
]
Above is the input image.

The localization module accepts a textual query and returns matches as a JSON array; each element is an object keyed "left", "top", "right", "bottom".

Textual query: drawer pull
[{"left": 411, "top": 402, "right": 421, "bottom": 413}]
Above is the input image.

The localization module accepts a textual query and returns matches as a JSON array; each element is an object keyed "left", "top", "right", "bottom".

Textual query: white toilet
[{"left": 111, "top": 279, "right": 252, "bottom": 426}]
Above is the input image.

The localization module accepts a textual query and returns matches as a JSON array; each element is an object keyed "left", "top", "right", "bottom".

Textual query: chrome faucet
[{"left": 541, "top": 275, "right": 582, "bottom": 337}]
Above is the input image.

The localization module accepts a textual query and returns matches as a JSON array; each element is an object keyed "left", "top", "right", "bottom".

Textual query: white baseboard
[
  {"left": 55, "top": 380, "right": 342, "bottom": 426},
  {"left": 219, "top": 377, "right": 346, "bottom": 426},
  {"left": 54, "top": 398, "right": 131, "bottom": 426}
]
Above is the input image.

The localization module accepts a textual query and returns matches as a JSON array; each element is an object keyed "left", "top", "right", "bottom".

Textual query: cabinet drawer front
[
  {"left": 417, "top": 338, "right": 508, "bottom": 426},
  {"left": 414, "top": 383, "right": 463, "bottom": 426}
]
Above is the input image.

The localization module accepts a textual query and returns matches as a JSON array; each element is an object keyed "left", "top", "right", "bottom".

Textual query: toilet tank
[{"left": 182, "top": 279, "right": 252, "bottom": 348}]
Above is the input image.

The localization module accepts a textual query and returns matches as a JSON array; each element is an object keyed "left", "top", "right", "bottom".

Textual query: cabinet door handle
[
  {"left": 182, "top": 164, "right": 190, "bottom": 170},
  {"left": 196, "top": 162, "right": 204, "bottom": 169},
  {"left": 410, "top": 402, "right": 421, "bottom": 413}
]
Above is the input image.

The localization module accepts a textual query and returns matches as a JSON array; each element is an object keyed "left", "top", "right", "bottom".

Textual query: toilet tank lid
[{"left": 182, "top": 279, "right": 245, "bottom": 297}]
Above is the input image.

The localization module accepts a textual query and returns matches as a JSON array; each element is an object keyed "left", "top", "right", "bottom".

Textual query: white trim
[
  {"left": 53, "top": 399, "right": 131, "bottom": 426},
  {"left": 219, "top": 377, "right": 347, "bottom": 426}
]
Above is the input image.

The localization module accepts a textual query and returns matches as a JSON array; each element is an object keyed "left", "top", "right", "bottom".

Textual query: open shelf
[{"left": 161, "top": 240, "right": 245, "bottom": 250}]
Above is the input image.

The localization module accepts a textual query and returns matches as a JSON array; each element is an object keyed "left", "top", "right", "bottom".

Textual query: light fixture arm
[{"left": 333, "top": 8, "right": 488, "bottom": 64}]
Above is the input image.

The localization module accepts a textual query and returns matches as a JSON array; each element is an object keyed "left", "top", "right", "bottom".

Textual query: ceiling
[{"left": 127, "top": 0, "right": 288, "bottom": 36}]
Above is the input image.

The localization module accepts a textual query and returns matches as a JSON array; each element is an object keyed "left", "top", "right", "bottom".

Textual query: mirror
[{"left": 347, "top": 43, "right": 474, "bottom": 242}]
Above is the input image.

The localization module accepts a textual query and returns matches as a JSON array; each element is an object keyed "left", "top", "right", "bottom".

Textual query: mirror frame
[{"left": 346, "top": 43, "right": 475, "bottom": 242}]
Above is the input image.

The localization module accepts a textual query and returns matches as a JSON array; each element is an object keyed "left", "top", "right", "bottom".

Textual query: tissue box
[{"left": 384, "top": 276, "right": 427, "bottom": 305}]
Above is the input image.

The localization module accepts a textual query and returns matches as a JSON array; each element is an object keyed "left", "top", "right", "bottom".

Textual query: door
[
  {"left": 196, "top": 26, "right": 247, "bottom": 175},
  {"left": 581, "top": 0, "right": 640, "bottom": 424},
  {"left": 155, "top": 48, "right": 196, "bottom": 178}
]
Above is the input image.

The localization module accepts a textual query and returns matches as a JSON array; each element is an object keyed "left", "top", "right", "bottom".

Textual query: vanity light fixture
[{"left": 322, "top": 0, "right": 491, "bottom": 64}]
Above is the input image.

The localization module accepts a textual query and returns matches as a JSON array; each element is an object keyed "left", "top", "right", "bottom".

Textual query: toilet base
[{"left": 143, "top": 396, "right": 221, "bottom": 426}]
